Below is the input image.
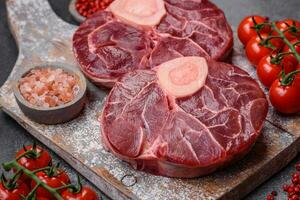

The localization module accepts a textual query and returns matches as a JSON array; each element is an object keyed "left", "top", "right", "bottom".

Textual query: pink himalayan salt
[{"left": 19, "top": 67, "right": 80, "bottom": 108}]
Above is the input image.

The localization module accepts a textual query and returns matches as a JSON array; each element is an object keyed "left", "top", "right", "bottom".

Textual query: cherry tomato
[
  {"left": 16, "top": 145, "right": 52, "bottom": 171},
  {"left": 16, "top": 145, "right": 52, "bottom": 182},
  {"left": 246, "top": 34, "right": 282, "bottom": 66},
  {"left": 238, "top": 15, "right": 270, "bottom": 46},
  {"left": 31, "top": 170, "right": 70, "bottom": 200},
  {"left": 269, "top": 77, "right": 300, "bottom": 114},
  {"left": 275, "top": 19, "right": 300, "bottom": 41},
  {"left": 61, "top": 186, "right": 99, "bottom": 200},
  {"left": 257, "top": 54, "right": 296, "bottom": 88},
  {"left": 0, "top": 180, "right": 30, "bottom": 200}
]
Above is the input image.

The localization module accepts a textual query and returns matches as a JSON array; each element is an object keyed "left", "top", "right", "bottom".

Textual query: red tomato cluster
[
  {"left": 32, "top": 169, "right": 71, "bottom": 200},
  {"left": 238, "top": 16, "right": 300, "bottom": 114},
  {"left": 16, "top": 145, "right": 52, "bottom": 184},
  {"left": 0, "top": 145, "right": 99, "bottom": 200}
]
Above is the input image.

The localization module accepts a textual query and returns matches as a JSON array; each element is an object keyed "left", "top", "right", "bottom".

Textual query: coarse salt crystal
[
  {"left": 18, "top": 67, "right": 80, "bottom": 108},
  {"left": 47, "top": 74, "right": 55, "bottom": 82}
]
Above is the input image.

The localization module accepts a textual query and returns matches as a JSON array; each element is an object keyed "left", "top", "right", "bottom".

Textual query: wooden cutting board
[{"left": 1, "top": 0, "right": 300, "bottom": 199}]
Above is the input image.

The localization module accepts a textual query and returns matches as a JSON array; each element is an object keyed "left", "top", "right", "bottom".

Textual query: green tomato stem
[
  {"left": 2, "top": 160, "right": 63, "bottom": 200},
  {"left": 73, "top": 175, "right": 82, "bottom": 194},
  {"left": 271, "top": 52, "right": 295, "bottom": 64},
  {"left": 1, "top": 174, "right": 10, "bottom": 190},
  {"left": 15, "top": 150, "right": 36, "bottom": 161},
  {"left": 251, "top": 17, "right": 272, "bottom": 40},
  {"left": 26, "top": 183, "right": 40, "bottom": 200},
  {"left": 9, "top": 170, "right": 22, "bottom": 188},
  {"left": 31, "top": 166, "right": 51, "bottom": 174},
  {"left": 281, "top": 69, "right": 300, "bottom": 86},
  {"left": 271, "top": 22, "right": 300, "bottom": 63},
  {"left": 54, "top": 184, "right": 75, "bottom": 192},
  {"left": 22, "top": 143, "right": 40, "bottom": 160},
  {"left": 282, "top": 25, "right": 300, "bottom": 35},
  {"left": 293, "top": 40, "right": 300, "bottom": 46}
]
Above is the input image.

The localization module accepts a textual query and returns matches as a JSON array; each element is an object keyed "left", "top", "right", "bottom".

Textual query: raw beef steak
[
  {"left": 73, "top": 0, "right": 233, "bottom": 88},
  {"left": 100, "top": 58, "right": 268, "bottom": 178}
]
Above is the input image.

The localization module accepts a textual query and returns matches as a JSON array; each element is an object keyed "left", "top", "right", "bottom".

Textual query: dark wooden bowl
[
  {"left": 69, "top": 0, "right": 86, "bottom": 23},
  {"left": 13, "top": 63, "right": 87, "bottom": 125}
]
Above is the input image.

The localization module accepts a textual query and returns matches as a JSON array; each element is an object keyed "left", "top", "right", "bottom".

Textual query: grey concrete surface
[{"left": 0, "top": 0, "right": 300, "bottom": 199}]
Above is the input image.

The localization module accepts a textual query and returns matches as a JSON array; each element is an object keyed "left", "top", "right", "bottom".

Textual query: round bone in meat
[
  {"left": 156, "top": 57, "right": 208, "bottom": 98},
  {"left": 100, "top": 57, "right": 268, "bottom": 178},
  {"left": 108, "top": 0, "right": 166, "bottom": 29},
  {"left": 73, "top": 0, "right": 233, "bottom": 88}
]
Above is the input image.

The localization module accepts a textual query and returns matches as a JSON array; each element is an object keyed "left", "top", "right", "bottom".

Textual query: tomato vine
[{"left": 1, "top": 144, "right": 98, "bottom": 200}]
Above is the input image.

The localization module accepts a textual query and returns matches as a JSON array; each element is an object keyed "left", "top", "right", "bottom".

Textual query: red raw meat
[
  {"left": 73, "top": 0, "right": 233, "bottom": 88},
  {"left": 100, "top": 59, "right": 268, "bottom": 178}
]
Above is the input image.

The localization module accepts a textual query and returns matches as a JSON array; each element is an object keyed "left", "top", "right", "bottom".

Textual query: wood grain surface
[{"left": 0, "top": 0, "right": 299, "bottom": 199}]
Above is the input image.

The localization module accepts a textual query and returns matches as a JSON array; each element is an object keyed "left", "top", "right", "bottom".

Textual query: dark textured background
[{"left": 0, "top": 0, "right": 300, "bottom": 199}]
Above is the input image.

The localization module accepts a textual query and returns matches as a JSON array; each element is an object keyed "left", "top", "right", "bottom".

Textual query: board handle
[
  {"left": 4, "top": 0, "right": 78, "bottom": 79},
  {"left": 6, "top": 0, "right": 75, "bottom": 48}
]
